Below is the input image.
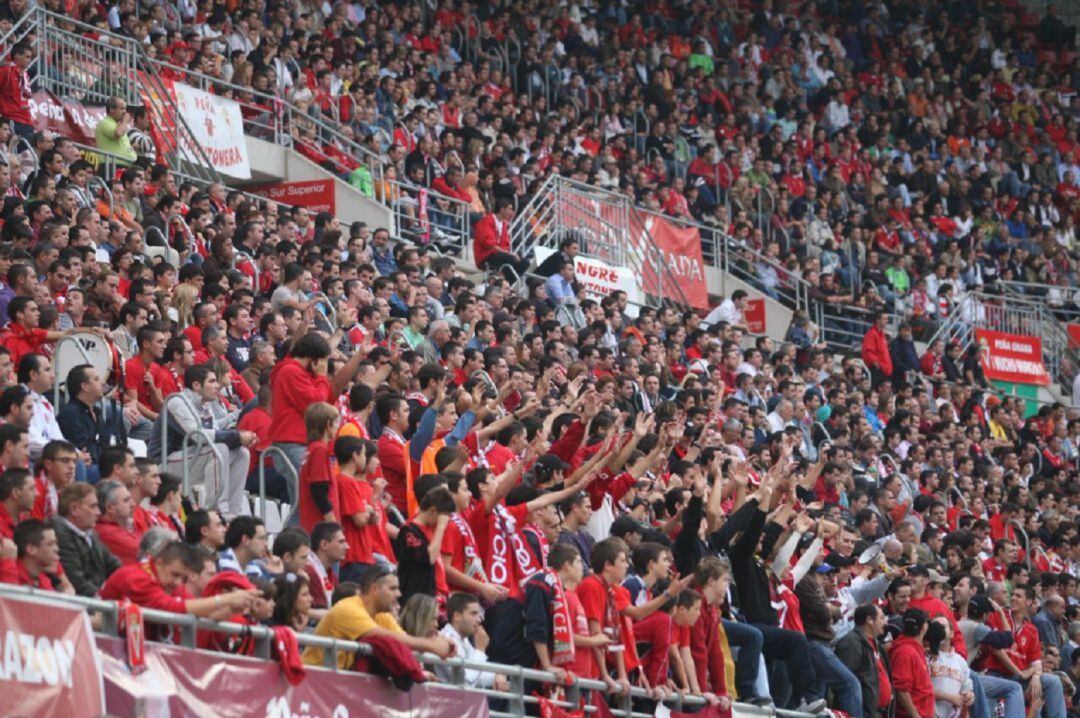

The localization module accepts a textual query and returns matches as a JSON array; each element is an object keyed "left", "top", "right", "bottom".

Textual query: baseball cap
[{"left": 531, "top": 453, "right": 569, "bottom": 482}]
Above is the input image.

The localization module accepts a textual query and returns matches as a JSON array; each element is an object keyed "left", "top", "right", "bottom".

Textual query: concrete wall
[{"left": 242, "top": 136, "right": 391, "bottom": 229}]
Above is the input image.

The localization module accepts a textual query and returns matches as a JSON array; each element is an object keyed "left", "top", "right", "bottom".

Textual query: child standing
[{"left": 298, "top": 402, "right": 340, "bottom": 533}]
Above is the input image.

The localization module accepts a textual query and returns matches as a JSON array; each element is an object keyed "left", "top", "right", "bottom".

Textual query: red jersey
[
  {"left": 0, "top": 557, "right": 52, "bottom": 589},
  {"left": 442, "top": 504, "right": 488, "bottom": 587},
  {"left": 298, "top": 440, "right": 337, "bottom": 534},
  {"left": 124, "top": 356, "right": 171, "bottom": 411},
  {"left": 0, "top": 323, "right": 48, "bottom": 368},
  {"left": 337, "top": 473, "right": 377, "bottom": 565},
  {"left": 981, "top": 612, "right": 1041, "bottom": 675}
]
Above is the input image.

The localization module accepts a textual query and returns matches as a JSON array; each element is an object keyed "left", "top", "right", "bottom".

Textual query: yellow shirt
[
  {"left": 989, "top": 419, "right": 1008, "bottom": 442},
  {"left": 301, "top": 596, "right": 403, "bottom": 669}
]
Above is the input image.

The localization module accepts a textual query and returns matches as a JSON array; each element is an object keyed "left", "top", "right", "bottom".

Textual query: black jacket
[
  {"left": 57, "top": 397, "right": 117, "bottom": 464},
  {"left": 727, "top": 498, "right": 784, "bottom": 626},
  {"left": 53, "top": 517, "right": 122, "bottom": 597},
  {"left": 835, "top": 628, "right": 892, "bottom": 718}
]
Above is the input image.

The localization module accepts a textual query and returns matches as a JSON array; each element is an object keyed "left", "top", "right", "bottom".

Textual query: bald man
[{"left": 1034, "top": 594, "right": 1066, "bottom": 650}]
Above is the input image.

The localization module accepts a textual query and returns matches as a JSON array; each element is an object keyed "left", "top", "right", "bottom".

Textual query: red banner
[
  {"left": 974, "top": 329, "right": 1051, "bottom": 386},
  {"left": 1068, "top": 324, "right": 1080, "bottom": 349},
  {"left": 248, "top": 179, "right": 337, "bottom": 214},
  {"left": 0, "top": 594, "right": 105, "bottom": 718},
  {"left": 97, "top": 635, "right": 489, "bottom": 718},
  {"left": 29, "top": 91, "right": 106, "bottom": 146},
  {"left": 553, "top": 191, "right": 626, "bottom": 267},
  {"left": 744, "top": 298, "right": 766, "bottom": 334},
  {"left": 636, "top": 213, "right": 710, "bottom": 310}
]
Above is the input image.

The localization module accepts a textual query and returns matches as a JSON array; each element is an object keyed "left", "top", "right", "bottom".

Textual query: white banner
[
  {"left": 535, "top": 247, "right": 641, "bottom": 317},
  {"left": 172, "top": 82, "right": 251, "bottom": 179}
]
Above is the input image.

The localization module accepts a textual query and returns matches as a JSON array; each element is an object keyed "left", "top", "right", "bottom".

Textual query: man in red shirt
[
  {"left": 305, "top": 521, "right": 347, "bottom": 616},
  {"left": 124, "top": 325, "right": 170, "bottom": 430},
  {"left": 99, "top": 541, "right": 257, "bottom": 618},
  {"left": 982, "top": 539, "right": 1017, "bottom": 582},
  {"left": 0, "top": 43, "right": 33, "bottom": 139},
  {"left": 376, "top": 392, "right": 417, "bottom": 512},
  {"left": 0, "top": 466, "right": 33, "bottom": 539},
  {"left": 906, "top": 565, "right": 966, "bottom": 658},
  {"left": 268, "top": 333, "right": 365, "bottom": 509},
  {"left": 982, "top": 584, "right": 1068, "bottom": 714},
  {"left": 0, "top": 296, "right": 71, "bottom": 368},
  {"left": 0, "top": 518, "right": 72, "bottom": 591},
  {"left": 861, "top": 312, "right": 893, "bottom": 389},
  {"left": 156, "top": 336, "right": 196, "bottom": 400},
  {"left": 575, "top": 537, "right": 633, "bottom": 696},
  {"left": 30, "top": 439, "right": 78, "bottom": 522},
  {"left": 95, "top": 479, "right": 143, "bottom": 565},
  {"left": 472, "top": 198, "right": 528, "bottom": 280}
]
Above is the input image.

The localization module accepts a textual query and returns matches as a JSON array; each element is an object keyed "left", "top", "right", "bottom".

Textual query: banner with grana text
[
  {"left": 0, "top": 593, "right": 105, "bottom": 718},
  {"left": 635, "top": 213, "right": 710, "bottom": 310},
  {"left": 974, "top": 329, "right": 1051, "bottom": 386}
]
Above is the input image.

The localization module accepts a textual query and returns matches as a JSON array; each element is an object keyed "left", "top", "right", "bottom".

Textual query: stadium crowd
[{"left": 0, "top": 1, "right": 1079, "bottom": 718}]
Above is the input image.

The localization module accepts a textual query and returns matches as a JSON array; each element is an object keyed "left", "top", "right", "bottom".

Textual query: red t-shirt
[
  {"left": 124, "top": 356, "right": 171, "bottom": 411},
  {"left": 565, "top": 590, "right": 597, "bottom": 679},
  {"left": 981, "top": 613, "right": 1041, "bottom": 674},
  {"left": 338, "top": 473, "right": 376, "bottom": 565},
  {"left": 0, "top": 504, "right": 15, "bottom": 539},
  {"left": 441, "top": 507, "right": 485, "bottom": 586},
  {"left": 30, "top": 475, "right": 58, "bottom": 521},
  {"left": 0, "top": 324, "right": 47, "bottom": 368},
  {"left": 576, "top": 574, "right": 619, "bottom": 664},
  {"left": 870, "top": 634, "right": 892, "bottom": 708},
  {"left": 472, "top": 501, "right": 530, "bottom": 600},
  {"left": 298, "top": 440, "right": 337, "bottom": 534},
  {"left": 634, "top": 610, "right": 673, "bottom": 687},
  {"left": 982, "top": 557, "right": 1007, "bottom": 582}
]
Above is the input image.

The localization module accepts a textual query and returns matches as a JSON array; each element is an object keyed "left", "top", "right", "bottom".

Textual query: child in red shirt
[
  {"left": 335, "top": 436, "right": 388, "bottom": 581},
  {"left": 298, "top": 402, "right": 340, "bottom": 534}
]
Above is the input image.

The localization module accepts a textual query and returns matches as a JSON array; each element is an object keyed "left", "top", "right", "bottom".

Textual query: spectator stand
[
  {"left": 927, "top": 290, "right": 1080, "bottom": 394},
  {"left": 508, "top": 174, "right": 692, "bottom": 309},
  {"left": 19, "top": 7, "right": 223, "bottom": 187},
  {"left": 0, "top": 582, "right": 811, "bottom": 718}
]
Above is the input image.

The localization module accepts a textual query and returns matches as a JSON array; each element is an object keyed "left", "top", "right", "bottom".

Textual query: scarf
[
  {"left": 541, "top": 569, "right": 575, "bottom": 666},
  {"left": 489, "top": 503, "right": 540, "bottom": 592},
  {"left": 522, "top": 523, "right": 550, "bottom": 567},
  {"left": 450, "top": 512, "right": 489, "bottom": 583}
]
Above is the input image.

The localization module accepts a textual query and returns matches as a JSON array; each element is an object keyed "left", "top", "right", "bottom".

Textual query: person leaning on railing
[{"left": 302, "top": 562, "right": 454, "bottom": 670}]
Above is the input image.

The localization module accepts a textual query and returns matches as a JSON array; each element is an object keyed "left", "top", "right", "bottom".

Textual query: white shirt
[
  {"left": 28, "top": 388, "right": 63, "bottom": 459},
  {"left": 704, "top": 298, "right": 745, "bottom": 328},
  {"left": 766, "top": 411, "right": 789, "bottom": 434},
  {"left": 435, "top": 623, "right": 495, "bottom": 688}
]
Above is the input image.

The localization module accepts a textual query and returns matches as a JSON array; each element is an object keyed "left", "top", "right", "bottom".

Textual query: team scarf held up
[
  {"left": 489, "top": 503, "right": 541, "bottom": 593},
  {"left": 450, "top": 511, "right": 489, "bottom": 583}
]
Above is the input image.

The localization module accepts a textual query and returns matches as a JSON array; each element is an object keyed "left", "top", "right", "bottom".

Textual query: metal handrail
[
  {"left": 257, "top": 445, "right": 300, "bottom": 524},
  {"left": 0, "top": 582, "right": 812, "bottom": 718},
  {"left": 179, "top": 426, "right": 220, "bottom": 508}
]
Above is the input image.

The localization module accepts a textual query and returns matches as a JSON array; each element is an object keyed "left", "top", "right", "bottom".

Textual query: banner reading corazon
[
  {"left": 0, "top": 594, "right": 105, "bottom": 718},
  {"left": 97, "top": 635, "right": 489, "bottom": 718},
  {"left": 139, "top": 76, "right": 252, "bottom": 179},
  {"left": 974, "top": 329, "right": 1051, "bottom": 386},
  {"left": 248, "top": 179, "right": 336, "bottom": 214},
  {"left": 29, "top": 91, "right": 106, "bottom": 146}
]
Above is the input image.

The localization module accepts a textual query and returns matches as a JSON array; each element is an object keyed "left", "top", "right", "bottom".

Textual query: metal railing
[
  {"left": 383, "top": 178, "right": 472, "bottom": 255},
  {"left": 507, "top": 175, "right": 690, "bottom": 308},
  {"left": 926, "top": 291, "right": 1080, "bottom": 390},
  {"left": 24, "top": 8, "right": 222, "bottom": 187},
  {"left": 0, "top": 583, "right": 812, "bottom": 718}
]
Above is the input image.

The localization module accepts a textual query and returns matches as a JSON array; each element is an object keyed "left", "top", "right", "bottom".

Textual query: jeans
[
  {"left": 722, "top": 619, "right": 763, "bottom": 699},
  {"left": 972, "top": 672, "right": 1025, "bottom": 718},
  {"left": 752, "top": 623, "right": 816, "bottom": 707},
  {"left": 271, "top": 442, "right": 307, "bottom": 526},
  {"left": 807, "top": 639, "right": 863, "bottom": 718},
  {"left": 986, "top": 671, "right": 1064, "bottom": 718}
]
